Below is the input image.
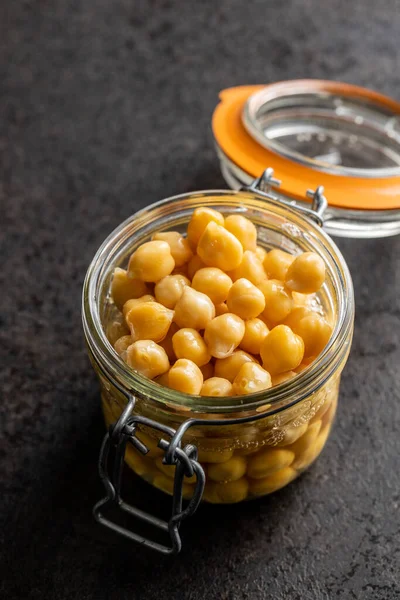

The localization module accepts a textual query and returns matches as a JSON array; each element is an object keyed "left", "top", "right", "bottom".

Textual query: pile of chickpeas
[{"left": 103, "top": 206, "right": 337, "bottom": 502}]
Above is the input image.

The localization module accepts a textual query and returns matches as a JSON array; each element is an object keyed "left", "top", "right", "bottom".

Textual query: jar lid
[{"left": 212, "top": 80, "right": 400, "bottom": 237}]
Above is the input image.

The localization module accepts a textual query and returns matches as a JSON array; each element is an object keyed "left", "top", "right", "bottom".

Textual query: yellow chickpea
[
  {"left": 240, "top": 318, "right": 269, "bottom": 355},
  {"left": 285, "top": 251, "right": 326, "bottom": 294},
  {"left": 192, "top": 268, "right": 233, "bottom": 304},
  {"left": 255, "top": 245, "right": 267, "bottom": 263},
  {"left": 106, "top": 313, "right": 129, "bottom": 346},
  {"left": 197, "top": 222, "right": 243, "bottom": 271},
  {"left": 259, "top": 279, "right": 293, "bottom": 323},
  {"left": 158, "top": 322, "right": 179, "bottom": 362},
  {"left": 204, "top": 313, "right": 245, "bottom": 359},
  {"left": 125, "top": 301, "right": 174, "bottom": 342},
  {"left": 155, "top": 370, "right": 171, "bottom": 387},
  {"left": 224, "top": 214, "right": 257, "bottom": 251},
  {"left": 111, "top": 268, "right": 149, "bottom": 309},
  {"left": 187, "top": 207, "right": 225, "bottom": 249},
  {"left": 260, "top": 324, "right": 304, "bottom": 374},
  {"left": 283, "top": 305, "right": 313, "bottom": 330},
  {"left": 200, "top": 377, "right": 233, "bottom": 397},
  {"left": 187, "top": 254, "right": 206, "bottom": 280},
  {"left": 215, "top": 302, "right": 229, "bottom": 316},
  {"left": 174, "top": 287, "right": 215, "bottom": 330},
  {"left": 172, "top": 328, "right": 211, "bottom": 366},
  {"left": 126, "top": 340, "right": 170, "bottom": 379},
  {"left": 152, "top": 231, "right": 193, "bottom": 267},
  {"left": 291, "top": 314, "right": 333, "bottom": 358},
  {"left": 154, "top": 274, "right": 190, "bottom": 309},
  {"left": 128, "top": 240, "right": 175, "bottom": 282},
  {"left": 114, "top": 335, "right": 133, "bottom": 356},
  {"left": 172, "top": 265, "right": 189, "bottom": 277},
  {"left": 168, "top": 358, "right": 203, "bottom": 395},
  {"left": 226, "top": 278, "right": 266, "bottom": 319},
  {"left": 122, "top": 295, "right": 155, "bottom": 318},
  {"left": 227, "top": 250, "right": 266, "bottom": 285},
  {"left": 200, "top": 362, "right": 214, "bottom": 380},
  {"left": 249, "top": 467, "right": 297, "bottom": 496},
  {"left": 247, "top": 448, "right": 295, "bottom": 479},
  {"left": 263, "top": 249, "right": 295, "bottom": 281},
  {"left": 207, "top": 456, "right": 247, "bottom": 482},
  {"left": 214, "top": 350, "right": 257, "bottom": 382},
  {"left": 271, "top": 371, "right": 297, "bottom": 386},
  {"left": 232, "top": 362, "right": 272, "bottom": 395},
  {"left": 204, "top": 478, "right": 249, "bottom": 503}
]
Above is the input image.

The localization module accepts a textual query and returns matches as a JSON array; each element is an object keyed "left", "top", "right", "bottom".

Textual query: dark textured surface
[{"left": 1, "top": 1, "right": 400, "bottom": 598}]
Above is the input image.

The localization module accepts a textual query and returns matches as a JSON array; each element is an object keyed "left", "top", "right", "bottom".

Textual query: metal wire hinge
[
  {"left": 245, "top": 168, "right": 328, "bottom": 227},
  {"left": 93, "top": 396, "right": 206, "bottom": 555}
]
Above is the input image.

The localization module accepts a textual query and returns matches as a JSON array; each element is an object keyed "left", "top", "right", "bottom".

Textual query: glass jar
[{"left": 82, "top": 179, "right": 354, "bottom": 553}]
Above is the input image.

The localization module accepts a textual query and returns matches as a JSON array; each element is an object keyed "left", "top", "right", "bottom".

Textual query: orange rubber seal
[{"left": 212, "top": 81, "right": 400, "bottom": 210}]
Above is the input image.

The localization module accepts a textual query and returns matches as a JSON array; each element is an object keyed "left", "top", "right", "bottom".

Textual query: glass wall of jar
[{"left": 82, "top": 189, "right": 354, "bottom": 504}]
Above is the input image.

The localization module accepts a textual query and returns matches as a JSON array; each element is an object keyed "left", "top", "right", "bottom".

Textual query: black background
[{"left": 1, "top": 1, "right": 400, "bottom": 598}]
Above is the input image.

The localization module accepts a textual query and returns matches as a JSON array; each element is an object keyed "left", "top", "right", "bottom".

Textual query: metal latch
[{"left": 245, "top": 168, "right": 328, "bottom": 228}]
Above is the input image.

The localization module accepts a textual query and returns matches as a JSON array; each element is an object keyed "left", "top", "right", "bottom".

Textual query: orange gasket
[{"left": 212, "top": 81, "right": 400, "bottom": 210}]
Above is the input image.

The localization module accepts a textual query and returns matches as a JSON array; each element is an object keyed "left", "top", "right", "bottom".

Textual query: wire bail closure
[
  {"left": 93, "top": 396, "right": 206, "bottom": 555},
  {"left": 245, "top": 168, "right": 328, "bottom": 227}
]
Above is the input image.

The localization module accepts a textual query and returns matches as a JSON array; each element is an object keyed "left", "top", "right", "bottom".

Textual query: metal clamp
[
  {"left": 245, "top": 168, "right": 328, "bottom": 227},
  {"left": 93, "top": 396, "right": 206, "bottom": 555}
]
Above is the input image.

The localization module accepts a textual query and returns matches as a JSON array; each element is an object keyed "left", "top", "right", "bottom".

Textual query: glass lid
[{"left": 242, "top": 84, "right": 400, "bottom": 178}]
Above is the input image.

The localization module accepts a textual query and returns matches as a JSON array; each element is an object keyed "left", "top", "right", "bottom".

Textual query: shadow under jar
[{"left": 82, "top": 187, "right": 354, "bottom": 548}]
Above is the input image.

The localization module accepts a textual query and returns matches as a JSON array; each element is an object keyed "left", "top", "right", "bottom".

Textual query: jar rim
[{"left": 82, "top": 188, "right": 354, "bottom": 415}]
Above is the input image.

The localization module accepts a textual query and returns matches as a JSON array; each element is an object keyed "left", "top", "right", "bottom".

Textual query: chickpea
[
  {"left": 111, "top": 267, "right": 149, "bottom": 310},
  {"left": 168, "top": 358, "right": 203, "bottom": 395},
  {"left": 200, "top": 362, "right": 214, "bottom": 380},
  {"left": 240, "top": 318, "right": 269, "bottom": 355},
  {"left": 215, "top": 302, "right": 229, "bottom": 316},
  {"left": 153, "top": 474, "right": 194, "bottom": 498},
  {"left": 158, "top": 322, "right": 179, "bottom": 362},
  {"left": 174, "top": 286, "right": 215, "bottom": 330},
  {"left": 187, "top": 207, "right": 225, "bottom": 249},
  {"left": 106, "top": 313, "right": 129, "bottom": 346},
  {"left": 291, "top": 422, "right": 329, "bottom": 470},
  {"left": 155, "top": 370, "right": 171, "bottom": 387},
  {"left": 255, "top": 245, "right": 267, "bottom": 263},
  {"left": 152, "top": 231, "right": 193, "bottom": 267},
  {"left": 259, "top": 279, "right": 293, "bottom": 323},
  {"left": 122, "top": 294, "right": 155, "bottom": 318},
  {"left": 285, "top": 251, "right": 326, "bottom": 294},
  {"left": 227, "top": 250, "right": 266, "bottom": 285},
  {"left": 172, "top": 328, "right": 211, "bottom": 366},
  {"left": 224, "top": 214, "right": 257, "bottom": 251},
  {"left": 128, "top": 240, "right": 175, "bottom": 282},
  {"left": 200, "top": 377, "right": 233, "bottom": 397},
  {"left": 276, "top": 421, "right": 308, "bottom": 446},
  {"left": 214, "top": 349, "right": 257, "bottom": 382},
  {"left": 271, "top": 371, "right": 297, "bottom": 386},
  {"left": 260, "top": 324, "right": 304, "bottom": 374},
  {"left": 249, "top": 467, "right": 297, "bottom": 496},
  {"left": 197, "top": 222, "right": 243, "bottom": 271},
  {"left": 135, "top": 429, "right": 163, "bottom": 458},
  {"left": 247, "top": 448, "right": 295, "bottom": 479},
  {"left": 172, "top": 265, "right": 189, "bottom": 277},
  {"left": 263, "top": 249, "right": 295, "bottom": 281},
  {"left": 204, "top": 478, "right": 249, "bottom": 503},
  {"left": 289, "top": 421, "right": 321, "bottom": 460},
  {"left": 208, "top": 456, "right": 247, "bottom": 483},
  {"left": 126, "top": 301, "right": 174, "bottom": 342},
  {"left": 204, "top": 313, "right": 245, "bottom": 359},
  {"left": 226, "top": 278, "right": 266, "bottom": 319},
  {"left": 154, "top": 274, "right": 190, "bottom": 309},
  {"left": 187, "top": 254, "right": 206, "bottom": 280},
  {"left": 192, "top": 268, "right": 233, "bottom": 304},
  {"left": 232, "top": 362, "right": 272, "bottom": 395},
  {"left": 291, "top": 314, "right": 332, "bottom": 358},
  {"left": 114, "top": 335, "right": 133, "bottom": 356},
  {"left": 126, "top": 340, "right": 170, "bottom": 379},
  {"left": 283, "top": 305, "right": 312, "bottom": 330}
]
